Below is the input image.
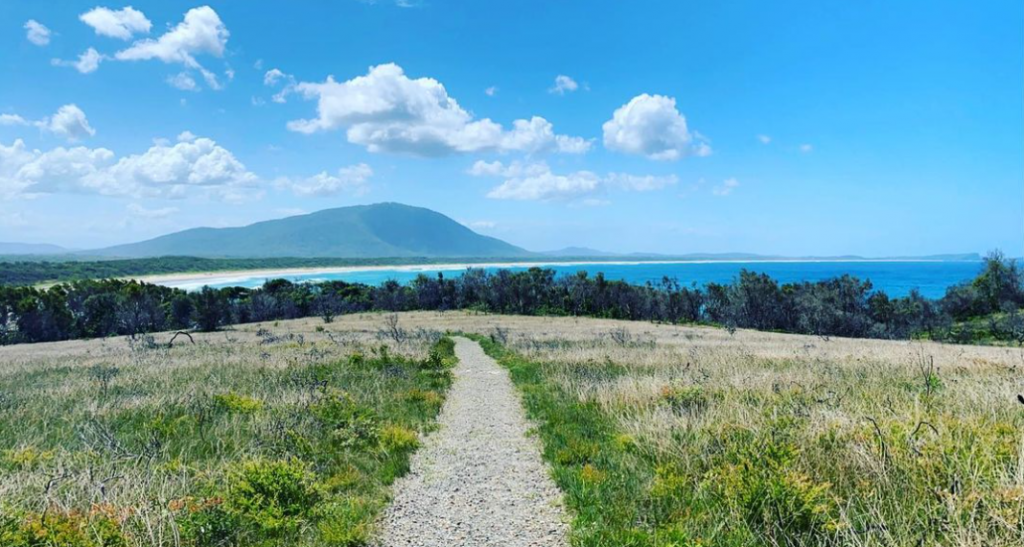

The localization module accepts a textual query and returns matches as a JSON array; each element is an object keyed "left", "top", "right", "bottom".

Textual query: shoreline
[{"left": 132, "top": 258, "right": 978, "bottom": 288}]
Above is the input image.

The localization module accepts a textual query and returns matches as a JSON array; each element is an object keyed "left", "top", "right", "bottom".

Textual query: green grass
[
  {"left": 469, "top": 333, "right": 1024, "bottom": 547},
  {"left": 0, "top": 330, "right": 457, "bottom": 547}
]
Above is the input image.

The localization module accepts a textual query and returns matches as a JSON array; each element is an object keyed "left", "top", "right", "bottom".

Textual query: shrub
[
  {"left": 311, "top": 390, "right": 379, "bottom": 449},
  {"left": 213, "top": 392, "right": 264, "bottom": 414},
  {"left": 379, "top": 425, "right": 419, "bottom": 454},
  {"left": 315, "top": 497, "right": 378, "bottom": 547},
  {"left": 0, "top": 510, "right": 127, "bottom": 547},
  {"left": 224, "top": 459, "right": 322, "bottom": 537},
  {"left": 713, "top": 436, "right": 838, "bottom": 541}
]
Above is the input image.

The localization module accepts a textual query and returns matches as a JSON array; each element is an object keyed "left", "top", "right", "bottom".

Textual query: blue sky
[{"left": 0, "top": 1, "right": 1020, "bottom": 256}]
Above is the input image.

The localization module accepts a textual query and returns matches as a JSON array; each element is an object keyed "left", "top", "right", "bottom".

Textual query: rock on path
[{"left": 374, "top": 337, "right": 568, "bottom": 547}]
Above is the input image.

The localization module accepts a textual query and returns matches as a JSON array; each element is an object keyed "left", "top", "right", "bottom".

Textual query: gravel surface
[{"left": 375, "top": 337, "right": 568, "bottom": 547}]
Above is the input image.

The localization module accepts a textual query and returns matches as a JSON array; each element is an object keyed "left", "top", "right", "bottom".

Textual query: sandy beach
[{"left": 132, "top": 258, "right": 972, "bottom": 289}]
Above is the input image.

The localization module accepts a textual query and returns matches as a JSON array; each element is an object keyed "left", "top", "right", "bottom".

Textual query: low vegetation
[
  {"left": 464, "top": 322, "right": 1024, "bottom": 547},
  {"left": 0, "top": 317, "right": 456, "bottom": 546},
  {"left": 2, "top": 252, "right": 1021, "bottom": 347},
  {"left": 0, "top": 255, "right": 536, "bottom": 287}
]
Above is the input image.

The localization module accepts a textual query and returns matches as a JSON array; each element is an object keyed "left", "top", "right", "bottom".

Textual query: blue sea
[{"left": 178, "top": 261, "right": 988, "bottom": 299}]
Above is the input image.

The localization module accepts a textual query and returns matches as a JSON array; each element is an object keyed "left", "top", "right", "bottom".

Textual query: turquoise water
[{"left": 188, "top": 261, "right": 987, "bottom": 299}]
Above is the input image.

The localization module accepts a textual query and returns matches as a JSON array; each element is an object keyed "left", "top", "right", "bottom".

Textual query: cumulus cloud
[
  {"left": 284, "top": 63, "right": 590, "bottom": 156},
  {"left": 472, "top": 161, "right": 676, "bottom": 202},
  {"left": 549, "top": 75, "right": 578, "bottom": 95},
  {"left": 0, "top": 135, "right": 258, "bottom": 200},
  {"left": 127, "top": 203, "right": 178, "bottom": 218},
  {"left": 114, "top": 6, "right": 228, "bottom": 89},
  {"left": 24, "top": 20, "right": 51, "bottom": 46},
  {"left": 51, "top": 48, "right": 106, "bottom": 74},
  {"left": 712, "top": 177, "right": 739, "bottom": 196},
  {"left": 37, "top": 105, "right": 96, "bottom": 142},
  {"left": 485, "top": 86, "right": 498, "bottom": 97},
  {"left": 80, "top": 7, "right": 152, "bottom": 40},
  {"left": 602, "top": 94, "right": 710, "bottom": 161},
  {"left": 757, "top": 134, "right": 771, "bottom": 144},
  {"left": 281, "top": 163, "right": 373, "bottom": 197},
  {"left": 0, "top": 105, "right": 95, "bottom": 142}
]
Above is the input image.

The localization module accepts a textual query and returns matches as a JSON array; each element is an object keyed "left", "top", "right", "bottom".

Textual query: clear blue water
[{"left": 186, "top": 261, "right": 987, "bottom": 299}]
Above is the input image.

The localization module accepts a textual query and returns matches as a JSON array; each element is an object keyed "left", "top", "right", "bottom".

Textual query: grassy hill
[{"left": 92, "top": 203, "right": 532, "bottom": 259}]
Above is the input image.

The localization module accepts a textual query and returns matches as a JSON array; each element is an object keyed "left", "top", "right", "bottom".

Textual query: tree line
[{"left": 1, "top": 252, "right": 1020, "bottom": 346}]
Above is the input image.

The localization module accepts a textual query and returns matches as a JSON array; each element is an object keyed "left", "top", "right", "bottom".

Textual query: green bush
[
  {"left": 223, "top": 458, "right": 323, "bottom": 536},
  {"left": 0, "top": 510, "right": 127, "bottom": 547},
  {"left": 213, "top": 392, "right": 264, "bottom": 414}
]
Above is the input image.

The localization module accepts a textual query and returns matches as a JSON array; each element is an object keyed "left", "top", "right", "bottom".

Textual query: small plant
[
  {"left": 213, "top": 392, "right": 264, "bottom": 414},
  {"left": 315, "top": 497, "right": 378, "bottom": 547},
  {"left": 0, "top": 510, "right": 127, "bottom": 547},
  {"left": 379, "top": 425, "right": 419, "bottom": 454},
  {"left": 88, "top": 364, "right": 120, "bottom": 399},
  {"left": 609, "top": 327, "right": 633, "bottom": 346},
  {"left": 379, "top": 313, "right": 406, "bottom": 343},
  {"left": 223, "top": 458, "right": 323, "bottom": 537}
]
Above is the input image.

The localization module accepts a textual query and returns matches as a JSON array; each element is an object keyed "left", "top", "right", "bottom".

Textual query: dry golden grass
[
  {"left": 3, "top": 310, "right": 1023, "bottom": 546},
  {"left": 0, "top": 313, "right": 452, "bottom": 546}
]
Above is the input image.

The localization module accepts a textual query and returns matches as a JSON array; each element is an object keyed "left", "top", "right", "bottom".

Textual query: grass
[
  {"left": 0, "top": 315, "right": 457, "bottom": 547},
  {"left": 3, "top": 310, "right": 1023, "bottom": 546},
  {"left": 463, "top": 322, "right": 1024, "bottom": 547}
]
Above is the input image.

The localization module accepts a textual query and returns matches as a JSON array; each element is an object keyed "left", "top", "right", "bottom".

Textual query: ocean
[{"left": 180, "top": 261, "right": 988, "bottom": 299}]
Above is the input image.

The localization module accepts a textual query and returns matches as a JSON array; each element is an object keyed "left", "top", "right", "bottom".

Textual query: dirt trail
[{"left": 374, "top": 337, "right": 568, "bottom": 547}]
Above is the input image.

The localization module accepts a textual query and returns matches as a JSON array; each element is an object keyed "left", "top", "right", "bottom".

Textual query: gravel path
[{"left": 375, "top": 337, "right": 568, "bottom": 547}]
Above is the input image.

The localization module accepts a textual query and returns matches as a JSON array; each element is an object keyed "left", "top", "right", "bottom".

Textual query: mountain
[
  {"left": 92, "top": 203, "right": 533, "bottom": 259},
  {"left": 0, "top": 242, "right": 69, "bottom": 255}
]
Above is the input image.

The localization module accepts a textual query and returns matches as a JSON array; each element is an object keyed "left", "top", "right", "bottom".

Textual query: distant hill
[
  {"left": 92, "top": 203, "right": 533, "bottom": 259},
  {"left": 0, "top": 242, "right": 69, "bottom": 255}
]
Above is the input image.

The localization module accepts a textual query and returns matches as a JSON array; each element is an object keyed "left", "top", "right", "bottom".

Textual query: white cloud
[
  {"left": 167, "top": 72, "right": 198, "bottom": 91},
  {"left": 114, "top": 6, "right": 228, "bottom": 89},
  {"left": 463, "top": 220, "right": 496, "bottom": 230},
  {"left": 799, "top": 143, "right": 813, "bottom": 153},
  {"left": 37, "top": 105, "right": 96, "bottom": 142},
  {"left": 0, "top": 114, "right": 29, "bottom": 127},
  {"left": 549, "top": 75, "right": 578, "bottom": 95},
  {"left": 485, "top": 86, "right": 498, "bottom": 97},
  {"left": 285, "top": 63, "right": 590, "bottom": 156},
  {"left": 467, "top": 160, "right": 506, "bottom": 177},
  {"left": 177, "top": 131, "right": 197, "bottom": 142},
  {"left": 24, "top": 20, "right": 51, "bottom": 46},
  {"left": 0, "top": 105, "right": 95, "bottom": 142},
  {"left": 80, "top": 7, "right": 152, "bottom": 40},
  {"left": 264, "top": 68, "right": 287, "bottom": 86},
  {"left": 0, "top": 140, "right": 114, "bottom": 197},
  {"left": 602, "top": 94, "right": 710, "bottom": 161},
  {"left": 263, "top": 68, "right": 297, "bottom": 103},
  {"left": 0, "top": 135, "right": 258, "bottom": 200},
  {"left": 281, "top": 163, "right": 373, "bottom": 197},
  {"left": 51, "top": 48, "right": 106, "bottom": 74},
  {"left": 712, "top": 177, "right": 739, "bottom": 196},
  {"left": 76, "top": 48, "right": 104, "bottom": 74},
  {"left": 487, "top": 166, "right": 601, "bottom": 201},
  {"left": 474, "top": 161, "right": 675, "bottom": 202},
  {"left": 127, "top": 203, "right": 178, "bottom": 218},
  {"left": 757, "top": 134, "right": 771, "bottom": 144}
]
